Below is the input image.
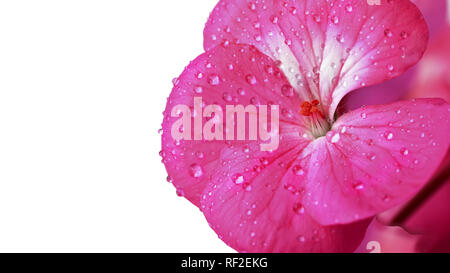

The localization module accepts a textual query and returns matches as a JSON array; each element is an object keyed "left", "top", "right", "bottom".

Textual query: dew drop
[
  {"left": 352, "top": 182, "right": 364, "bottom": 191},
  {"left": 297, "top": 235, "right": 306, "bottom": 243},
  {"left": 400, "top": 31, "right": 408, "bottom": 39},
  {"left": 195, "top": 151, "right": 204, "bottom": 159},
  {"left": 208, "top": 74, "right": 220, "bottom": 86},
  {"left": 270, "top": 15, "right": 279, "bottom": 24},
  {"left": 293, "top": 203, "right": 305, "bottom": 215},
  {"left": 336, "top": 34, "right": 345, "bottom": 43},
  {"left": 232, "top": 174, "right": 245, "bottom": 185},
  {"left": 384, "top": 29, "right": 393, "bottom": 38},
  {"left": 400, "top": 148, "right": 409, "bottom": 156},
  {"left": 331, "top": 15, "right": 339, "bottom": 24},
  {"left": 385, "top": 132, "right": 394, "bottom": 141},
  {"left": 292, "top": 165, "right": 305, "bottom": 176},
  {"left": 194, "top": 85, "right": 203, "bottom": 94},
  {"left": 246, "top": 74, "right": 257, "bottom": 85},
  {"left": 222, "top": 92, "right": 233, "bottom": 102},
  {"left": 189, "top": 164, "right": 203, "bottom": 178},
  {"left": 331, "top": 133, "right": 340, "bottom": 144},
  {"left": 236, "top": 88, "right": 246, "bottom": 96}
]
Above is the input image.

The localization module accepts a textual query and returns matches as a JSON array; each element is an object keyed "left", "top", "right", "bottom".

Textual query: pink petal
[
  {"left": 339, "top": 68, "right": 416, "bottom": 113},
  {"left": 335, "top": 0, "right": 447, "bottom": 112},
  {"left": 285, "top": 99, "right": 450, "bottom": 225},
  {"left": 200, "top": 142, "right": 370, "bottom": 253},
  {"left": 355, "top": 219, "right": 421, "bottom": 253},
  {"left": 204, "top": 0, "right": 429, "bottom": 118},
  {"left": 161, "top": 44, "right": 303, "bottom": 206}
]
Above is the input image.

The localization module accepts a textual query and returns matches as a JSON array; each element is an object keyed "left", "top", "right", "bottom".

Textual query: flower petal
[
  {"left": 284, "top": 98, "right": 450, "bottom": 225},
  {"left": 161, "top": 44, "right": 304, "bottom": 206},
  {"left": 200, "top": 142, "right": 370, "bottom": 253},
  {"left": 204, "top": 0, "right": 429, "bottom": 119},
  {"left": 341, "top": 1, "right": 448, "bottom": 112}
]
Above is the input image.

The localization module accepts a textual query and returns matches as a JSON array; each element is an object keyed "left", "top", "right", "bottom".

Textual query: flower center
[{"left": 300, "top": 100, "right": 331, "bottom": 138}]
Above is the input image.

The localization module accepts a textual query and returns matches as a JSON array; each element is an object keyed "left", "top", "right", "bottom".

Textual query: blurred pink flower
[{"left": 355, "top": 219, "right": 421, "bottom": 253}]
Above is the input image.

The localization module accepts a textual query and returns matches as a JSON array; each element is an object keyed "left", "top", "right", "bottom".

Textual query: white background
[{"left": 0, "top": 0, "right": 233, "bottom": 253}]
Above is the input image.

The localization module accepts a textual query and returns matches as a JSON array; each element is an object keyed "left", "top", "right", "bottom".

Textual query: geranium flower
[
  {"left": 161, "top": 0, "right": 450, "bottom": 252},
  {"left": 342, "top": 0, "right": 448, "bottom": 111}
]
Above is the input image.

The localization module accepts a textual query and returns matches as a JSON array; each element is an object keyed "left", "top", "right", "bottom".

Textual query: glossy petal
[
  {"left": 161, "top": 44, "right": 303, "bottom": 206},
  {"left": 409, "top": 27, "right": 450, "bottom": 102},
  {"left": 201, "top": 141, "right": 370, "bottom": 253},
  {"left": 282, "top": 99, "right": 450, "bottom": 225},
  {"left": 204, "top": 0, "right": 429, "bottom": 118},
  {"left": 333, "top": 0, "right": 447, "bottom": 112}
]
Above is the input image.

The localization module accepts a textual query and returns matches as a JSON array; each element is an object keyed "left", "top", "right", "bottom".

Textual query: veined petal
[
  {"left": 200, "top": 142, "right": 370, "bottom": 253},
  {"left": 283, "top": 99, "right": 450, "bottom": 225},
  {"left": 204, "top": 0, "right": 429, "bottom": 119},
  {"left": 343, "top": 1, "right": 449, "bottom": 112}
]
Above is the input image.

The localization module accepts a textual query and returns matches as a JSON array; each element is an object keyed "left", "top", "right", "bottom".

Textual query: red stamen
[{"left": 300, "top": 100, "right": 325, "bottom": 118}]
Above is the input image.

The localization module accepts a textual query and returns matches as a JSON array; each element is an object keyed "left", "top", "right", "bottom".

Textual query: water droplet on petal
[
  {"left": 384, "top": 29, "right": 393, "bottom": 38},
  {"left": 293, "top": 203, "right": 305, "bottom": 215},
  {"left": 189, "top": 164, "right": 204, "bottom": 178},
  {"left": 208, "top": 74, "right": 220, "bottom": 86},
  {"left": 331, "top": 15, "right": 339, "bottom": 24},
  {"left": 352, "top": 182, "right": 364, "bottom": 191},
  {"left": 194, "top": 85, "right": 203, "bottom": 94},
  {"left": 232, "top": 174, "right": 245, "bottom": 185},
  {"left": 400, "top": 31, "right": 408, "bottom": 39},
  {"left": 292, "top": 165, "right": 305, "bottom": 176},
  {"left": 331, "top": 133, "right": 340, "bottom": 144},
  {"left": 385, "top": 132, "right": 394, "bottom": 141},
  {"left": 297, "top": 235, "right": 306, "bottom": 243},
  {"left": 400, "top": 148, "right": 409, "bottom": 156},
  {"left": 246, "top": 74, "right": 257, "bottom": 85},
  {"left": 345, "top": 5, "right": 353, "bottom": 13}
]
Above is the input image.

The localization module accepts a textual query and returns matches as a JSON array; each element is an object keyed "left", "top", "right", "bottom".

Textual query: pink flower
[{"left": 161, "top": 0, "right": 450, "bottom": 252}]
